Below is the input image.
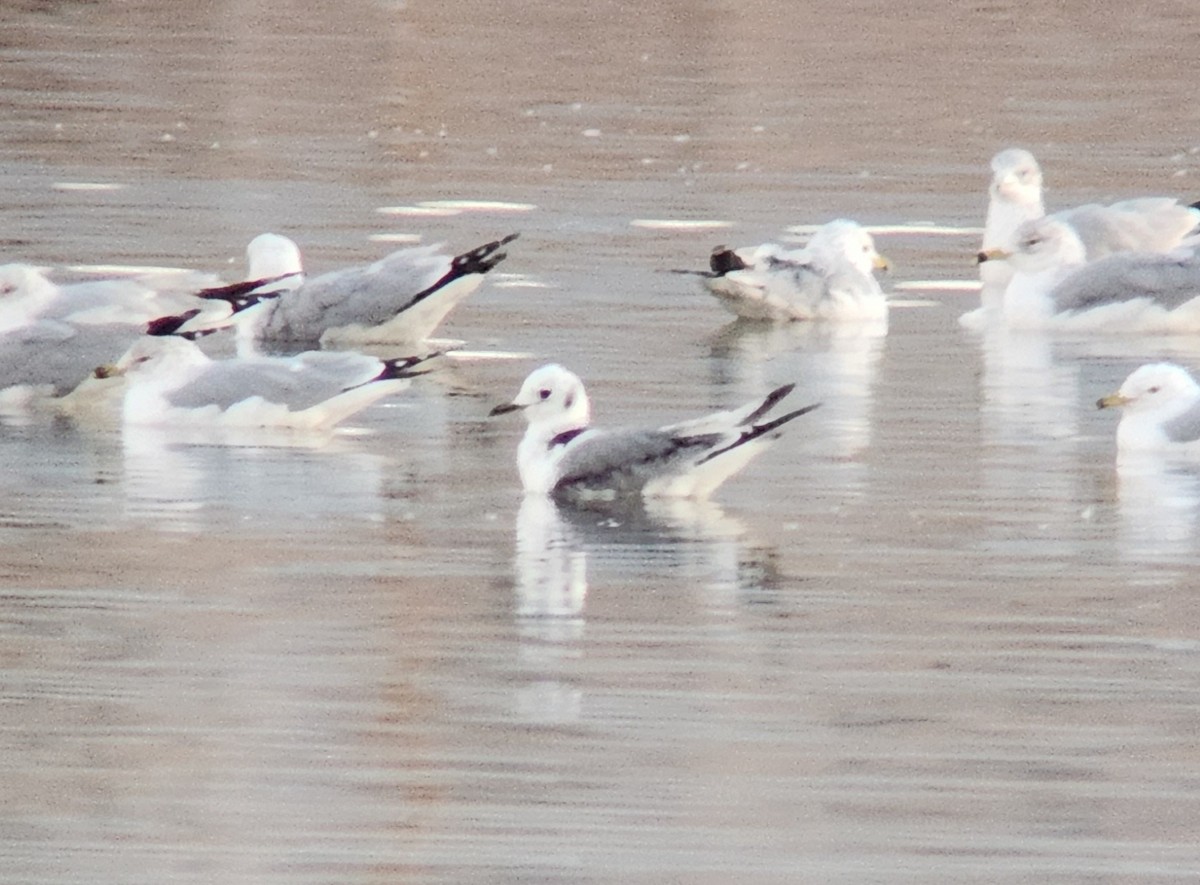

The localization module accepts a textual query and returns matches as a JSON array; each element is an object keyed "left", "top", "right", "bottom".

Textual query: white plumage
[{"left": 490, "top": 364, "right": 819, "bottom": 501}]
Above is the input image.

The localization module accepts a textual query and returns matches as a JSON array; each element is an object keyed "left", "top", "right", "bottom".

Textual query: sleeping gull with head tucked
[
  {"left": 1098, "top": 363, "right": 1200, "bottom": 454},
  {"left": 980, "top": 148, "right": 1199, "bottom": 292},
  {"left": 976, "top": 216, "right": 1200, "bottom": 331},
  {"left": 690, "top": 219, "right": 890, "bottom": 323},
  {"left": 489, "top": 364, "right": 820, "bottom": 501},
  {"left": 104, "top": 336, "right": 435, "bottom": 429},
  {"left": 200, "top": 232, "right": 518, "bottom": 347}
]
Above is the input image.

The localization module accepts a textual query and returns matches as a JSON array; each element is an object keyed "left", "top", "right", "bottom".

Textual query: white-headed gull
[
  {"left": 490, "top": 364, "right": 820, "bottom": 501},
  {"left": 977, "top": 217, "right": 1200, "bottom": 331},
  {"left": 1098, "top": 363, "right": 1200, "bottom": 454},
  {"left": 200, "top": 232, "right": 518, "bottom": 346},
  {"left": 105, "top": 335, "right": 435, "bottom": 430},
  {"left": 979, "top": 148, "right": 1199, "bottom": 291}
]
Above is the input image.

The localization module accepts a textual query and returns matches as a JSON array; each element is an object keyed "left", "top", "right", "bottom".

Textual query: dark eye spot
[
  {"left": 564, "top": 392, "right": 574, "bottom": 410},
  {"left": 538, "top": 388, "right": 551, "bottom": 400},
  {"left": 1148, "top": 386, "right": 1160, "bottom": 394}
]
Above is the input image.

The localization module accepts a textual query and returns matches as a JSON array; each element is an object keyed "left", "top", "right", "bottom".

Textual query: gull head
[
  {"left": 490, "top": 363, "right": 592, "bottom": 432},
  {"left": 808, "top": 219, "right": 891, "bottom": 276},
  {"left": 1000, "top": 217, "right": 1087, "bottom": 273},
  {"left": 247, "top": 233, "right": 304, "bottom": 280},
  {"left": 104, "top": 335, "right": 209, "bottom": 380},
  {"left": 1098, "top": 363, "right": 1200, "bottom": 417},
  {"left": 989, "top": 148, "right": 1043, "bottom": 207}
]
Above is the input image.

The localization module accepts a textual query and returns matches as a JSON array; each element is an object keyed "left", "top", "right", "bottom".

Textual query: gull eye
[
  {"left": 538, "top": 388, "right": 551, "bottom": 400},
  {"left": 1148, "top": 386, "right": 1160, "bottom": 394}
]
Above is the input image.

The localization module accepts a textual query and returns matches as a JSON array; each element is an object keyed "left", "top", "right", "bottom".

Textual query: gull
[
  {"left": 0, "top": 299, "right": 263, "bottom": 418},
  {"left": 489, "top": 364, "right": 820, "bottom": 501},
  {"left": 1098, "top": 363, "right": 1200, "bottom": 454},
  {"left": 0, "top": 262, "right": 226, "bottom": 333},
  {"left": 200, "top": 232, "right": 518, "bottom": 346},
  {"left": 977, "top": 217, "right": 1200, "bottom": 331},
  {"left": 104, "top": 335, "right": 435, "bottom": 430},
  {"left": 690, "top": 219, "right": 890, "bottom": 322},
  {"left": 979, "top": 148, "right": 1199, "bottom": 292}
]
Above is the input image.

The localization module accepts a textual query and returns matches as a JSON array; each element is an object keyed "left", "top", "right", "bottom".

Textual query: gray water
[{"left": 3, "top": 1, "right": 1200, "bottom": 882}]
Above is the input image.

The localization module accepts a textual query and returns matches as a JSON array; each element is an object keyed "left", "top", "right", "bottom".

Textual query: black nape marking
[
  {"left": 404, "top": 233, "right": 520, "bottom": 310},
  {"left": 548, "top": 427, "right": 587, "bottom": 448}
]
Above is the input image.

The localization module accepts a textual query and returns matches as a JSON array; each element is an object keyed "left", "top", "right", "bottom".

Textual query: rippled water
[{"left": 4, "top": 2, "right": 1200, "bottom": 882}]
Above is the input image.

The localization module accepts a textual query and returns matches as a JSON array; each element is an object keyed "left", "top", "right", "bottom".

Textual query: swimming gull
[
  {"left": 489, "top": 364, "right": 820, "bottom": 501},
  {"left": 979, "top": 148, "right": 1199, "bottom": 291},
  {"left": 977, "top": 217, "right": 1200, "bottom": 331},
  {"left": 0, "top": 295, "right": 267, "bottom": 417},
  {"left": 105, "top": 336, "right": 436, "bottom": 429},
  {"left": 0, "top": 262, "right": 227, "bottom": 334},
  {"left": 1098, "top": 363, "right": 1200, "bottom": 454},
  {"left": 200, "top": 232, "right": 518, "bottom": 346},
  {"left": 689, "top": 220, "right": 890, "bottom": 322}
]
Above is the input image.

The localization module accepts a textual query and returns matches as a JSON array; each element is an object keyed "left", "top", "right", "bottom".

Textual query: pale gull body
[
  {"left": 111, "top": 336, "right": 433, "bottom": 430},
  {"left": 697, "top": 220, "right": 890, "bottom": 323},
  {"left": 978, "top": 217, "right": 1200, "bottom": 332},
  {"left": 489, "top": 364, "right": 819, "bottom": 501},
  {"left": 0, "top": 298, "right": 257, "bottom": 417},
  {"left": 0, "top": 263, "right": 226, "bottom": 333},
  {"left": 1098, "top": 363, "right": 1200, "bottom": 454},
  {"left": 202, "top": 233, "right": 517, "bottom": 346},
  {"left": 979, "top": 148, "right": 1199, "bottom": 294}
]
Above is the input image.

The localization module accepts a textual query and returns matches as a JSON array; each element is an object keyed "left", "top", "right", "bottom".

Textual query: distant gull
[
  {"left": 0, "top": 293, "right": 269, "bottom": 417},
  {"left": 1098, "top": 363, "right": 1200, "bottom": 454},
  {"left": 489, "top": 364, "right": 820, "bottom": 501},
  {"left": 979, "top": 148, "right": 1199, "bottom": 293},
  {"left": 0, "top": 262, "right": 225, "bottom": 333},
  {"left": 103, "top": 335, "right": 435, "bottom": 430},
  {"left": 976, "top": 217, "right": 1200, "bottom": 331},
  {"left": 680, "top": 219, "right": 890, "bottom": 322},
  {"left": 200, "top": 232, "right": 518, "bottom": 347}
]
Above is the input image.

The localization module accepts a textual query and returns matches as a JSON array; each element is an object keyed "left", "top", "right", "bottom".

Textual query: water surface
[{"left": 3, "top": 1, "right": 1200, "bottom": 882}]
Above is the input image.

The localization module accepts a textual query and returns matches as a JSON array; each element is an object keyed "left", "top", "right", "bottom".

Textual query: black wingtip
[
  {"left": 709, "top": 245, "right": 748, "bottom": 276},
  {"left": 754, "top": 401, "right": 821, "bottom": 436},
  {"left": 145, "top": 308, "right": 203, "bottom": 336},
  {"left": 195, "top": 272, "right": 297, "bottom": 303},
  {"left": 743, "top": 383, "right": 797, "bottom": 425},
  {"left": 402, "top": 234, "right": 520, "bottom": 311},
  {"left": 375, "top": 351, "right": 442, "bottom": 382}
]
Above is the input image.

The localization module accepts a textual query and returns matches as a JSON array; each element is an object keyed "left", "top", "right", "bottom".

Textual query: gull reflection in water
[
  {"left": 707, "top": 317, "right": 885, "bottom": 460},
  {"left": 122, "top": 425, "right": 387, "bottom": 532},
  {"left": 512, "top": 493, "right": 772, "bottom": 723},
  {"left": 1114, "top": 453, "right": 1200, "bottom": 565},
  {"left": 514, "top": 495, "right": 588, "bottom": 724}
]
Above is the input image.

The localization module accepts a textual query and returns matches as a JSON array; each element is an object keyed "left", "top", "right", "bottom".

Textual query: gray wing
[
  {"left": 260, "top": 246, "right": 450, "bottom": 341},
  {"left": 0, "top": 321, "right": 141, "bottom": 395},
  {"left": 167, "top": 351, "right": 382, "bottom": 411},
  {"left": 553, "top": 428, "right": 721, "bottom": 497},
  {"left": 1161, "top": 403, "right": 1200, "bottom": 444},
  {"left": 1059, "top": 200, "right": 1199, "bottom": 258},
  {"left": 1051, "top": 251, "right": 1200, "bottom": 313}
]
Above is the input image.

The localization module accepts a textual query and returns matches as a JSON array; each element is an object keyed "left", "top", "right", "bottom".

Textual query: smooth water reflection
[{"left": 5, "top": 0, "right": 1200, "bottom": 882}]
